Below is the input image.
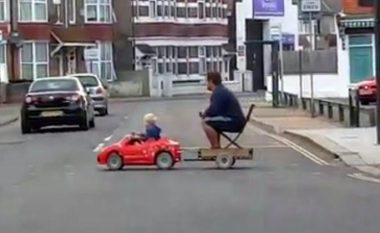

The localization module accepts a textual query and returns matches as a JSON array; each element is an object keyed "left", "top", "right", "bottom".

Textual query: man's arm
[{"left": 204, "top": 91, "right": 225, "bottom": 117}]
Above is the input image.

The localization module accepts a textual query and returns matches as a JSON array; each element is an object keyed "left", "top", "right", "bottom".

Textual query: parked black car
[{"left": 20, "top": 77, "right": 96, "bottom": 134}]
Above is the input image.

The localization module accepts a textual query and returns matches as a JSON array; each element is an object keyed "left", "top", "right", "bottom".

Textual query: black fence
[{"left": 280, "top": 90, "right": 377, "bottom": 127}]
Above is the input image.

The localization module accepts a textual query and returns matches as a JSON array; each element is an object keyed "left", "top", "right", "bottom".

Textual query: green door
[{"left": 349, "top": 46, "right": 373, "bottom": 83}]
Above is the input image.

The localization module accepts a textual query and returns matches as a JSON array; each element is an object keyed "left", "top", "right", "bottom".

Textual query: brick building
[
  {"left": 131, "top": 0, "right": 236, "bottom": 82},
  {"left": 1, "top": 0, "right": 116, "bottom": 83}
]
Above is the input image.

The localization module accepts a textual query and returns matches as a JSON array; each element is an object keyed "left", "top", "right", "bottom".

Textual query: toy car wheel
[
  {"left": 156, "top": 152, "right": 174, "bottom": 170},
  {"left": 107, "top": 153, "right": 123, "bottom": 170},
  {"left": 215, "top": 155, "right": 234, "bottom": 169}
]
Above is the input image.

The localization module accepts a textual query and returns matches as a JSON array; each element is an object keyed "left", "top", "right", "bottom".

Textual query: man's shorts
[{"left": 204, "top": 116, "right": 244, "bottom": 133}]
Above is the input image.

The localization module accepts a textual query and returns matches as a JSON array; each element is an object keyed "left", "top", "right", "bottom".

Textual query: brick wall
[{"left": 343, "top": 0, "right": 373, "bottom": 15}]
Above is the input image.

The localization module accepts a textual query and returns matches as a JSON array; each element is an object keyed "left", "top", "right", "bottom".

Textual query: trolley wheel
[
  {"left": 107, "top": 153, "right": 123, "bottom": 170},
  {"left": 215, "top": 155, "right": 235, "bottom": 169},
  {"left": 156, "top": 151, "right": 174, "bottom": 170}
]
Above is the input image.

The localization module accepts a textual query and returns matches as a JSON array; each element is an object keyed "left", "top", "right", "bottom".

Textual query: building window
[
  {"left": 139, "top": 6, "right": 149, "bottom": 16},
  {"left": 205, "top": 5, "right": 211, "bottom": 18},
  {"left": 164, "top": 1, "right": 169, "bottom": 17},
  {"left": 0, "top": 43, "right": 5, "bottom": 64},
  {"left": 188, "top": 46, "right": 198, "bottom": 58},
  {"left": 188, "top": 7, "right": 197, "bottom": 18},
  {"left": 177, "top": 62, "right": 187, "bottom": 75},
  {"left": 177, "top": 6, "right": 186, "bottom": 18},
  {"left": 85, "top": 0, "right": 112, "bottom": 23},
  {"left": 189, "top": 62, "right": 199, "bottom": 74},
  {"left": 20, "top": 42, "right": 49, "bottom": 80},
  {"left": 157, "top": 0, "right": 163, "bottom": 17},
  {"left": 0, "top": 0, "right": 7, "bottom": 21},
  {"left": 19, "top": 0, "right": 48, "bottom": 22},
  {"left": 198, "top": 2, "right": 204, "bottom": 19},
  {"left": 177, "top": 47, "right": 187, "bottom": 59},
  {"left": 100, "top": 43, "right": 113, "bottom": 81},
  {"left": 69, "top": 0, "right": 76, "bottom": 24},
  {"left": 149, "top": 0, "right": 156, "bottom": 17}
]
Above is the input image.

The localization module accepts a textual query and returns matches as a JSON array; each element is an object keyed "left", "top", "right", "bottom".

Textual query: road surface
[{"left": 1, "top": 97, "right": 380, "bottom": 233}]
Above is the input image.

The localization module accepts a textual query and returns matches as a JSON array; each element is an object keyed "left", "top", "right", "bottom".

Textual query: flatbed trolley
[{"left": 183, "top": 104, "right": 255, "bottom": 169}]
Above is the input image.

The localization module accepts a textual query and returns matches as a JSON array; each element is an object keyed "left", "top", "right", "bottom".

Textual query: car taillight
[
  {"left": 96, "top": 87, "right": 103, "bottom": 94},
  {"left": 66, "top": 94, "right": 81, "bottom": 102}
]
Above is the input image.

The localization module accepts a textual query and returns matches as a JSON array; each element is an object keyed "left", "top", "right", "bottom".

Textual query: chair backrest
[{"left": 240, "top": 104, "right": 255, "bottom": 132}]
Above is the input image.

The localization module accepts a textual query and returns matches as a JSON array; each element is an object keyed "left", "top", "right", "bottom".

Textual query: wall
[
  {"left": 109, "top": 70, "right": 150, "bottom": 97},
  {"left": 343, "top": 0, "right": 373, "bottom": 14},
  {"left": 236, "top": 0, "right": 299, "bottom": 72},
  {"left": 265, "top": 73, "right": 349, "bottom": 100}
]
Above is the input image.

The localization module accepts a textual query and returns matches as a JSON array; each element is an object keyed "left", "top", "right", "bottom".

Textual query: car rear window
[
  {"left": 29, "top": 79, "right": 79, "bottom": 93},
  {"left": 76, "top": 76, "right": 99, "bottom": 87}
]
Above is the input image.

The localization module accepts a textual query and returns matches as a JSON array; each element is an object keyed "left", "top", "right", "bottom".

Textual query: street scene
[
  {"left": 0, "top": 0, "right": 380, "bottom": 232},
  {"left": 0, "top": 97, "right": 380, "bottom": 233}
]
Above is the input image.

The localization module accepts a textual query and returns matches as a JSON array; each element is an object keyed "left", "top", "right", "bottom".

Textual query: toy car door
[{"left": 119, "top": 139, "right": 145, "bottom": 163}]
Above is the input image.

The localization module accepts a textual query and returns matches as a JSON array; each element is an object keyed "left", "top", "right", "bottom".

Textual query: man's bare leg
[{"left": 202, "top": 121, "right": 221, "bottom": 148}]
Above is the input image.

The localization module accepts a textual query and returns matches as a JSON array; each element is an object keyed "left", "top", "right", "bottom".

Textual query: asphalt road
[{"left": 1, "top": 97, "right": 380, "bottom": 233}]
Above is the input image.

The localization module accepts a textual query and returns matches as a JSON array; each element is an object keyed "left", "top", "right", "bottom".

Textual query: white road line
[
  {"left": 104, "top": 135, "right": 113, "bottom": 142},
  {"left": 93, "top": 143, "right": 104, "bottom": 153},
  {"left": 347, "top": 173, "right": 380, "bottom": 184},
  {"left": 248, "top": 125, "right": 328, "bottom": 166}
]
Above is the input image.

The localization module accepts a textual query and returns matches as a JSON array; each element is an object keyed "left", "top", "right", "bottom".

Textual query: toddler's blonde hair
[{"left": 144, "top": 113, "right": 158, "bottom": 124}]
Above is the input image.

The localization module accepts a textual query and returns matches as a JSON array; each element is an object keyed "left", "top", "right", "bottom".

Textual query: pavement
[
  {"left": 0, "top": 104, "right": 20, "bottom": 127},
  {"left": 2, "top": 97, "right": 380, "bottom": 233},
  {"left": 251, "top": 106, "right": 380, "bottom": 177}
]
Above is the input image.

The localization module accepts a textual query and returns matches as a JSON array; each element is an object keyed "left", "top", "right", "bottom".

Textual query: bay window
[
  {"left": 0, "top": 0, "right": 7, "bottom": 21},
  {"left": 85, "top": 0, "right": 112, "bottom": 23},
  {"left": 20, "top": 42, "right": 49, "bottom": 80},
  {"left": 19, "top": 0, "right": 47, "bottom": 22}
]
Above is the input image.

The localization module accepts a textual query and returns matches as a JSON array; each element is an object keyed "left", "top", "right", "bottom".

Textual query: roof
[
  {"left": 222, "top": 43, "right": 236, "bottom": 53},
  {"left": 322, "top": 0, "right": 342, "bottom": 13},
  {"left": 37, "top": 76, "right": 77, "bottom": 80},
  {"left": 136, "top": 44, "right": 156, "bottom": 55},
  {"left": 67, "top": 73, "right": 99, "bottom": 78}
]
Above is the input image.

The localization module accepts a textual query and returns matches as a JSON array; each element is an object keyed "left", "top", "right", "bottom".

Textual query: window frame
[
  {"left": 84, "top": 0, "right": 113, "bottom": 24},
  {"left": 19, "top": 41, "right": 49, "bottom": 80},
  {"left": 18, "top": 0, "right": 48, "bottom": 22},
  {"left": 69, "top": 0, "right": 76, "bottom": 24},
  {"left": 0, "top": 0, "right": 8, "bottom": 22}
]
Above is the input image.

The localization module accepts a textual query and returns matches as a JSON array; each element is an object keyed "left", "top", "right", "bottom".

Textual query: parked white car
[{"left": 68, "top": 73, "right": 109, "bottom": 116}]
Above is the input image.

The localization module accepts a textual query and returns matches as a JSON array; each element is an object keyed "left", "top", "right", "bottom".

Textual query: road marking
[
  {"left": 347, "top": 173, "right": 380, "bottom": 184},
  {"left": 104, "top": 135, "right": 113, "bottom": 142},
  {"left": 248, "top": 125, "right": 329, "bottom": 166},
  {"left": 93, "top": 143, "right": 104, "bottom": 152}
]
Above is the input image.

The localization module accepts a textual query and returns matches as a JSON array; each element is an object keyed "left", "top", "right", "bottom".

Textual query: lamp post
[{"left": 375, "top": 0, "right": 380, "bottom": 144}]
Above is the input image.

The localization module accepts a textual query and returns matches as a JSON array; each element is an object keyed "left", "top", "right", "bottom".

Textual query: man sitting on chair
[{"left": 200, "top": 72, "right": 246, "bottom": 149}]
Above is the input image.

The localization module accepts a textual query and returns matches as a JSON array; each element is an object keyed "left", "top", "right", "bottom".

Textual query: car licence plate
[
  {"left": 359, "top": 89, "right": 373, "bottom": 95},
  {"left": 41, "top": 111, "right": 63, "bottom": 117}
]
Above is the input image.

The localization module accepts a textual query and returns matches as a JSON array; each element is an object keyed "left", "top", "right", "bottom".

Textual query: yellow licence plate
[{"left": 41, "top": 111, "right": 63, "bottom": 117}]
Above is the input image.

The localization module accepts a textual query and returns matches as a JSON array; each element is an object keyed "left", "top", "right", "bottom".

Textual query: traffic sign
[{"left": 301, "top": 0, "right": 321, "bottom": 12}]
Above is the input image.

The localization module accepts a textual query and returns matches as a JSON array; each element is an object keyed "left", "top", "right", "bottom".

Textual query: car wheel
[
  {"left": 361, "top": 100, "right": 369, "bottom": 105},
  {"left": 21, "top": 118, "right": 31, "bottom": 134},
  {"left": 80, "top": 111, "right": 90, "bottom": 131},
  {"left": 107, "top": 153, "right": 123, "bottom": 170},
  {"left": 89, "top": 117, "right": 95, "bottom": 128},
  {"left": 155, "top": 151, "right": 174, "bottom": 170},
  {"left": 215, "top": 155, "right": 235, "bottom": 169},
  {"left": 99, "top": 107, "right": 108, "bottom": 116}
]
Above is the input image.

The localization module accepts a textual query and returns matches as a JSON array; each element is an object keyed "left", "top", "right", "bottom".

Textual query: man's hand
[{"left": 199, "top": 111, "right": 205, "bottom": 119}]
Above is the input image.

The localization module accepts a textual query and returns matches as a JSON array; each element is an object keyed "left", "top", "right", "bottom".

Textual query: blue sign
[
  {"left": 271, "top": 33, "right": 295, "bottom": 45},
  {"left": 254, "top": 0, "right": 285, "bottom": 17}
]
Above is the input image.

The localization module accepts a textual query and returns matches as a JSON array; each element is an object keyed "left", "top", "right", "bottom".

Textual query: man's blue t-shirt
[
  {"left": 145, "top": 124, "right": 161, "bottom": 140},
  {"left": 204, "top": 85, "right": 245, "bottom": 125}
]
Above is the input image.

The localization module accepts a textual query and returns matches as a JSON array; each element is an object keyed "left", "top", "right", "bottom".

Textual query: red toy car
[
  {"left": 97, "top": 135, "right": 182, "bottom": 170},
  {"left": 358, "top": 77, "right": 377, "bottom": 105}
]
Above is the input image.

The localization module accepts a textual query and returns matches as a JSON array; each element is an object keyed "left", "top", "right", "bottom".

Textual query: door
[
  {"left": 67, "top": 49, "right": 77, "bottom": 74},
  {"left": 349, "top": 46, "right": 373, "bottom": 83},
  {"left": 245, "top": 19, "right": 264, "bottom": 91}
]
